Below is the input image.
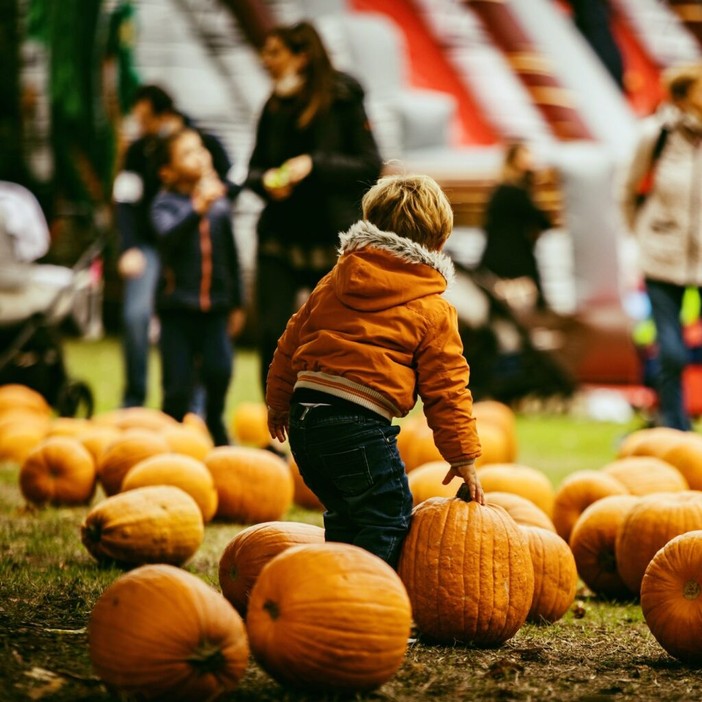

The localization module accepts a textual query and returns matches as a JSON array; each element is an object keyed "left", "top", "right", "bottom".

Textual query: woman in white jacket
[{"left": 620, "top": 63, "right": 702, "bottom": 430}]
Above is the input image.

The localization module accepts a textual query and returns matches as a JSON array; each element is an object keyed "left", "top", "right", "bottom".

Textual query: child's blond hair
[{"left": 362, "top": 174, "right": 453, "bottom": 251}]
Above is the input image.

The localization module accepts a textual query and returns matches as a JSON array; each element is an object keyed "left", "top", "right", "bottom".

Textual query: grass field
[{"left": 1, "top": 335, "right": 701, "bottom": 701}]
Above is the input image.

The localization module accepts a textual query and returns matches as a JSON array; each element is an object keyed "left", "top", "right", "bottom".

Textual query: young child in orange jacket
[{"left": 266, "top": 174, "right": 483, "bottom": 568}]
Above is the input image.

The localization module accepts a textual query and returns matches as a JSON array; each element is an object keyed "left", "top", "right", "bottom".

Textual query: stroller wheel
[{"left": 56, "top": 380, "right": 94, "bottom": 418}]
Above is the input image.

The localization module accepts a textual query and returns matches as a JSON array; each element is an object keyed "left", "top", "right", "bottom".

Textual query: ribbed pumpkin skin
[
  {"left": 246, "top": 543, "right": 411, "bottom": 692},
  {"left": 219, "top": 521, "right": 325, "bottom": 615},
  {"left": 601, "top": 456, "right": 688, "bottom": 496},
  {"left": 98, "top": 430, "right": 170, "bottom": 496},
  {"left": 616, "top": 491, "right": 702, "bottom": 596},
  {"left": 205, "top": 447, "right": 293, "bottom": 523},
  {"left": 397, "top": 495, "right": 534, "bottom": 645},
  {"left": 476, "top": 463, "right": 555, "bottom": 517},
  {"left": 660, "top": 434, "right": 702, "bottom": 490},
  {"left": 551, "top": 470, "right": 628, "bottom": 542},
  {"left": 407, "top": 461, "right": 454, "bottom": 505},
  {"left": 521, "top": 526, "right": 578, "bottom": 623},
  {"left": 81, "top": 485, "right": 204, "bottom": 566},
  {"left": 641, "top": 530, "right": 702, "bottom": 663},
  {"left": 569, "top": 495, "right": 640, "bottom": 600},
  {"left": 20, "top": 437, "right": 96, "bottom": 506},
  {"left": 486, "top": 491, "right": 557, "bottom": 532},
  {"left": 121, "top": 453, "right": 218, "bottom": 523},
  {"left": 89, "top": 564, "right": 249, "bottom": 700},
  {"left": 288, "top": 456, "right": 324, "bottom": 510}
]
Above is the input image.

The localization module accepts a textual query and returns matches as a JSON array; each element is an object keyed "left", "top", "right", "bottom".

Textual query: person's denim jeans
[
  {"left": 645, "top": 278, "right": 699, "bottom": 431},
  {"left": 121, "top": 245, "right": 160, "bottom": 407},
  {"left": 288, "top": 402, "right": 413, "bottom": 569}
]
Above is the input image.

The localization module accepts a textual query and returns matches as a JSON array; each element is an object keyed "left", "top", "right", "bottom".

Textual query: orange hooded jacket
[{"left": 265, "top": 221, "right": 481, "bottom": 467}]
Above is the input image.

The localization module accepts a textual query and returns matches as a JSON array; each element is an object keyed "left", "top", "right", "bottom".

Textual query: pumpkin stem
[
  {"left": 187, "top": 640, "right": 227, "bottom": 674},
  {"left": 456, "top": 484, "right": 473, "bottom": 502},
  {"left": 263, "top": 599, "right": 280, "bottom": 620},
  {"left": 683, "top": 579, "right": 701, "bottom": 600}
]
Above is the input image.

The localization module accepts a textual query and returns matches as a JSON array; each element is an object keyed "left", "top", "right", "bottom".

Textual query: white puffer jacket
[{"left": 620, "top": 107, "right": 702, "bottom": 287}]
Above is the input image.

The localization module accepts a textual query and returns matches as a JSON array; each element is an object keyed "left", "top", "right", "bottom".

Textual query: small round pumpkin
[
  {"left": 601, "top": 456, "right": 688, "bottom": 496},
  {"left": 229, "top": 401, "right": 270, "bottom": 448},
  {"left": 521, "top": 525, "right": 578, "bottom": 623},
  {"left": 246, "top": 542, "right": 412, "bottom": 692},
  {"left": 89, "top": 563, "right": 249, "bottom": 700},
  {"left": 397, "top": 485, "right": 534, "bottom": 645},
  {"left": 400, "top": 418, "right": 443, "bottom": 472},
  {"left": 407, "top": 460, "right": 454, "bottom": 505},
  {"left": 121, "top": 453, "right": 218, "bottom": 523},
  {"left": 551, "top": 470, "right": 628, "bottom": 542},
  {"left": 616, "top": 426, "right": 686, "bottom": 459},
  {"left": 92, "top": 406, "right": 179, "bottom": 432},
  {"left": 659, "top": 433, "right": 702, "bottom": 490},
  {"left": 81, "top": 485, "right": 204, "bottom": 566},
  {"left": 0, "top": 383, "right": 51, "bottom": 417},
  {"left": 641, "top": 530, "right": 702, "bottom": 664},
  {"left": 205, "top": 446, "right": 293, "bottom": 523},
  {"left": 289, "top": 456, "right": 324, "bottom": 510},
  {"left": 486, "top": 491, "right": 557, "bottom": 532},
  {"left": 472, "top": 399, "right": 517, "bottom": 458},
  {"left": 616, "top": 491, "right": 702, "bottom": 596},
  {"left": 218, "top": 520, "right": 325, "bottom": 615},
  {"left": 20, "top": 436, "right": 96, "bottom": 506},
  {"left": 476, "top": 463, "right": 555, "bottom": 517},
  {"left": 159, "top": 424, "right": 214, "bottom": 460},
  {"left": 569, "top": 494, "right": 640, "bottom": 600},
  {"left": 97, "top": 430, "right": 170, "bottom": 496},
  {"left": 0, "top": 413, "right": 50, "bottom": 465}
]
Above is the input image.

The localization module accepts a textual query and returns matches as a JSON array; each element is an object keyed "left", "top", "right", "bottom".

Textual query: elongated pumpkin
[
  {"left": 246, "top": 542, "right": 411, "bottom": 692},
  {"left": 89, "top": 564, "right": 249, "bottom": 700},
  {"left": 81, "top": 485, "right": 204, "bottom": 567}
]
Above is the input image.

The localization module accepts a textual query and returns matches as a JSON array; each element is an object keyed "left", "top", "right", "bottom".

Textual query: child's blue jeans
[{"left": 288, "top": 401, "right": 413, "bottom": 569}]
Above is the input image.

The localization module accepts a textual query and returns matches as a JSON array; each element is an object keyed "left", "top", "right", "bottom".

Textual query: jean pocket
[{"left": 323, "top": 446, "right": 373, "bottom": 496}]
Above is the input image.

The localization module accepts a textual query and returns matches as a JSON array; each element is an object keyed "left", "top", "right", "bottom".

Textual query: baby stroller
[
  {"left": 0, "top": 182, "right": 102, "bottom": 417},
  {"left": 445, "top": 249, "right": 577, "bottom": 405}
]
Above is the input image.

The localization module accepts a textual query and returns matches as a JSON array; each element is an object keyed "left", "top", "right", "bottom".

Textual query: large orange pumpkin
[
  {"left": 398, "top": 416, "right": 442, "bottom": 472},
  {"left": 521, "top": 526, "right": 578, "bottom": 623},
  {"left": 569, "top": 494, "right": 640, "bottom": 600},
  {"left": 46, "top": 417, "right": 91, "bottom": 438},
  {"left": 476, "top": 463, "right": 555, "bottom": 517},
  {"left": 616, "top": 427, "right": 686, "bottom": 459},
  {"left": 246, "top": 542, "right": 412, "bottom": 692},
  {"left": 486, "top": 491, "right": 557, "bottom": 532},
  {"left": 89, "top": 564, "right": 249, "bottom": 700},
  {"left": 641, "top": 530, "right": 702, "bottom": 663},
  {"left": 472, "top": 399, "right": 517, "bottom": 452},
  {"left": 76, "top": 425, "right": 122, "bottom": 468},
  {"left": 288, "top": 456, "right": 324, "bottom": 510},
  {"left": 551, "top": 470, "right": 628, "bottom": 542},
  {"left": 397, "top": 485, "right": 534, "bottom": 645},
  {"left": 474, "top": 420, "right": 516, "bottom": 467},
  {"left": 121, "top": 453, "right": 218, "bottom": 523},
  {"left": 97, "top": 430, "right": 170, "bottom": 496},
  {"left": 19, "top": 436, "right": 96, "bottom": 506},
  {"left": 81, "top": 485, "right": 204, "bottom": 567},
  {"left": 93, "top": 406, "right": 179, "bottom": 432},
  {"left": 218, "top": 520, "right": 325, "bottom": 615},
  {"left": 616, "top": 491, "right": 702, "bottom": 596},
  {"left": 600, "top": 456, "right": 688, "bottom": 496},
  {"left": 205, "top": 446, "right": 293, "bottom": 523},
  {"left": 0, "top": 413, "right": 50, "bottom": 465},
  {"left": 659, "top": 433, "right": 702, "bottom": 490}
]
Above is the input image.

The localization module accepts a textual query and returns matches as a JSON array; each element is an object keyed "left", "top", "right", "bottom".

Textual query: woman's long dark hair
[{"left": 267, "top": 21, "right": 336, "bottom": 128}]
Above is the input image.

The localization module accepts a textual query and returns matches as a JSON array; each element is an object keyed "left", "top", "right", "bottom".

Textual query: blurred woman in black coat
[
  {"left": 479, "top": 141, "right": 552, "bottom": 310},
  {"left": 245, "top": 21, "right": 383, "bottom": 392}
]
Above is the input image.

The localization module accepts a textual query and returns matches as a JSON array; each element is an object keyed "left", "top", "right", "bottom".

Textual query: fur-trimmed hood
[{"left": 333, "top": 220, "right": 454, "bottom": 312}]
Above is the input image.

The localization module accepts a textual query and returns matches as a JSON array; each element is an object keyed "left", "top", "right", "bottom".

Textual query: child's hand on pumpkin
[{"left": 442, "top": 460, "right": 485, "bottom": 504}]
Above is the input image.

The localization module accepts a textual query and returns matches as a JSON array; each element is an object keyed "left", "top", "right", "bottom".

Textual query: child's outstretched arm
[{"left": 442, "top": 461, "right": 485, "bottom": 504}]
